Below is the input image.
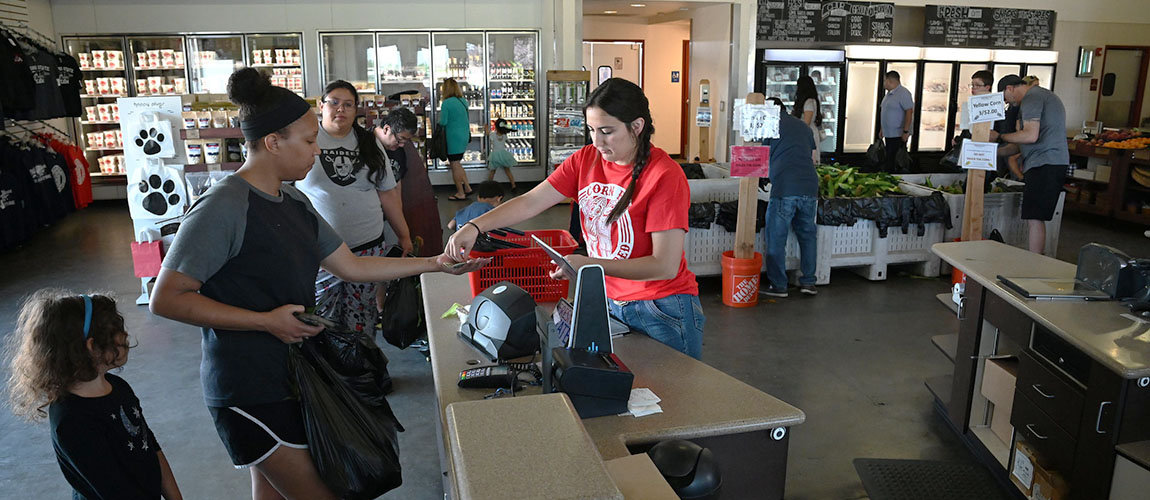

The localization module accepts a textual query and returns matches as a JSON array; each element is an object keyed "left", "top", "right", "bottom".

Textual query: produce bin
[{"left": 901, "top": 180, "right": 1063, "bottom": 259}]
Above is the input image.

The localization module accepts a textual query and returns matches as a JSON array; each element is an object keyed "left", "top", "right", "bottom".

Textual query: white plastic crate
[
  {"left": 684, "top": 178, "right": 829, "bottom": 285},
  {"left": 820, "top": 185, "right": 946, "bottom": 280},
  {"left": 901, "top": 181, "right": 1063, "bottom": 259}
]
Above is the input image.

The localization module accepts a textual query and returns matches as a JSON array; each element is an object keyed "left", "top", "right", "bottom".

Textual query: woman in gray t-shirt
[{"left": 296, "top": 80, "right": 414, "bottom": 339}]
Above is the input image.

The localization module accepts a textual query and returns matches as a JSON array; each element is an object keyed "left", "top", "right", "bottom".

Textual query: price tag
[
  {"left": 969, "top": 92, "right": 1006, "bottom": 124},
  {"left": 959, "top": 140, "right": 998, "bottom": 171},
  {"left": 738, "top": 104, "right": 780, "bottom": 141},
  {"left": 695, "top": 107, "right": 712, "bottom": 128},
  {"left": 730, "top": 146, "right": 770, "bottom": 177}
]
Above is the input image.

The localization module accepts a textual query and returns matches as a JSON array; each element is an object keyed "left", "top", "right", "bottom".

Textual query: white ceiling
[{"left": 583, "top": 0, "right": 720, "bottom": 19}]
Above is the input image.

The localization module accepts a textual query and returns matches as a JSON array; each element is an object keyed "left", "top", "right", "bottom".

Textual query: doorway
[
  {"left": 582, "top": 40, "right": 644, "bottom": 90},
  {"left": 1096, "top": 47, "right": 1149, "bottom": 128},
  {"left": 679, "top": 39, "right": 690, "bottom": 159}
]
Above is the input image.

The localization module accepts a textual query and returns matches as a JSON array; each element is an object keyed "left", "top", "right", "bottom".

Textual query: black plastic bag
[
  {"left": 380, "top": 276, "right": 425, "bottom": 349},
  {"left": 291, "top": 341, "right": 403, "bottom": 500},
  {"left": 912, "top": 191, "right": 953, "bottom": 234},
  {"left": 866, "top": 140, "right": 885, "bottom": 168},
  {"left": 817, "top": 198, "right": 857, "bottom": 226},
  {"left": 680, "top": 163, "right": 706, "bottom": 180},
  {"left": 688, "top": 202, "right": 716, "bottom": 229},
  {"left": 852, "top": 196, "right": 909, "bottom": 237},
  {"left": 428, "top": 123, "right": 449, "bottom": 161},
  {"left": 312, "top": 327, "right": 393, "bottom": 399},
  {"left": 715, "top": 201, "right": 739, "bottom": 232}
]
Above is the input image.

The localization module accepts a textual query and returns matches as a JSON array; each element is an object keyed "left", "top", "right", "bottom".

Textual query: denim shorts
[{"left": 609, "top": 294, "right": 705, "bottom": 359}]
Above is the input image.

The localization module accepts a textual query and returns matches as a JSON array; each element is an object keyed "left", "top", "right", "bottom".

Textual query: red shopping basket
[{"left": 468, "top": 229, "right": 578, "bottom": 302}]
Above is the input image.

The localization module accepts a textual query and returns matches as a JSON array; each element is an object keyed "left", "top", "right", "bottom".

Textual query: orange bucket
[
  {"left": 721, "top": 251, "right": 762, "bottom": 308},
  {"left": 950, "top": 238, "right": 965, "bottom": 286}
]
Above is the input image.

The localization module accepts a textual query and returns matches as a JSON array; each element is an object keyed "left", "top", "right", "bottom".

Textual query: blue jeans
[
  {"left": 609, "top": 294, "right": 705, "bottom": 360},
  {"left": 765, "top": 195, "right": 818, "bottom": 289}
]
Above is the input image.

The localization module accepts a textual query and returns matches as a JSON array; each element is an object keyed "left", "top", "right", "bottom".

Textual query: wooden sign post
[{"left": 733, "top": 93, "right": 767, "bottom": 260}]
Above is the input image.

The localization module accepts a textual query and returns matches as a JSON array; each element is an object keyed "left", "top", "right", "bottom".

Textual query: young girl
[
  {"left": 5, "top": 290, "right": 182, "bottom": 500},
  {"left": 447, "top": 78, "right": 705, "bottom": 359},
  {"left": 486, "top": 118, "right": 517, "bottom": 189}
]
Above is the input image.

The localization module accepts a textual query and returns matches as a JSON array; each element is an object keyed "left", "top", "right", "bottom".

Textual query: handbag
[
  {"left": 130, "top": 230, "right": 164, "bottom": 278},
  {"left": 428, "top": 123, "right": 449, "bottom": 161}
]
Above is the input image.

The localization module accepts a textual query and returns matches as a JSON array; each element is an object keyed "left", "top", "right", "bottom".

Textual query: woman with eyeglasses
[
  {"left": 439, "top": 78, "right": 473, "bottom": 200},
  {"left": 295, "top": 80, "right": 413, "bottom": 340}
]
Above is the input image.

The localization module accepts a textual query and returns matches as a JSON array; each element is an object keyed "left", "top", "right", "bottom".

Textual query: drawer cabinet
[
  {"left": 1012, "top": 387, "right": 1077, "bottom": 474},
  {"left": 1018, "top": 351, "right": 1085, "bottom": 436}
]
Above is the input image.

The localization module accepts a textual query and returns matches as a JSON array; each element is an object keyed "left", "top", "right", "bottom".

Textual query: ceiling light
[
  {"left": 604, "top": 10, "right": 617, "bottom": 14},
  {"left": 630, "top": 3, "right": 647, "bottom": 6}
]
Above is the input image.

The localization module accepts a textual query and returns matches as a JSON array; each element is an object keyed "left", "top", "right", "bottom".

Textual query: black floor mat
[{"left": 853, "top": 458, "right": 1012, "bottom": 500}]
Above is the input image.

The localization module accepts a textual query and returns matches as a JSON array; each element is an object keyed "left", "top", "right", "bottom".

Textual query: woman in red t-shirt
[{"left": 446, "top": 78, "right": 704, "bottom": 359}]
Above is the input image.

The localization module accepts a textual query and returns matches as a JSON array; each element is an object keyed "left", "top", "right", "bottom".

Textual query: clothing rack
[
  {"left": 0, "top": 19, "right": 57, "bottom": 50},
  {"left": 3, "top": 118, "right": 72, "bottom": 142}
]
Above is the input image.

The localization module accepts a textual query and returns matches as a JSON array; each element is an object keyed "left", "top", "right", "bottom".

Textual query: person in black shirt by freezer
[{"left": 5, "top": 290, "right": 183, "bottom": 500}]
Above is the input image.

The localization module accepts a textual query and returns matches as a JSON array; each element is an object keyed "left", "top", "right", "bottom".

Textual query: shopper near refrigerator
[
  {"left": 486, "top": 118, "right": 518, "bottom": 189},
  {"left": 760, "top": 97, "right": 820, "bottom": 298},
  {"left": 990, "top": 74, "right": 1069, "bottom": 255},
  {"left": 296, "top": 80, "right": 415, "bottom": 339},
  {"left": 793, "top": 75, "right": 824, "bottom": 147},
  {"left": 439, "top": 78, "right": 473, "bottom": 201},
  {"left": 880, "top": 71, "right": 914, "bottom": 173},
  {"left": 372, "top": 106, "right": 420, "bottom": 252},
  {"left": 445, "top": 78, "right": 706, "bottom": 359},
  {"left": 150, "top": 68, "right": 487, "bottom": 500}
]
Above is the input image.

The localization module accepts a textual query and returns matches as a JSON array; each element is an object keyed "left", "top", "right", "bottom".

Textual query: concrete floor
[{"left": 0, "top": 187, "right": 1146, "bottom": 500}]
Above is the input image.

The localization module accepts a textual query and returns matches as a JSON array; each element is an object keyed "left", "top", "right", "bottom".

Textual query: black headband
[{"left": 240, "top": 94, "right": 312, "bottom": 141}]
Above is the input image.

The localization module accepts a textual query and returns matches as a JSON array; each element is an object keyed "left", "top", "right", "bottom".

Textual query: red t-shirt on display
[{"left": 547, "top": 144, "right": 698, "bottom": 302}]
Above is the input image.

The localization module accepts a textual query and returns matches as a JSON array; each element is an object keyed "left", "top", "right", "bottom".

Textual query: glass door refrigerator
[
  {"left": 64, "top": 35, "right": 130, "bottom": 178},
  {"left": 546, "top": 71, "right": 589, "bottom": 173},
  {"left": 246, "top": 33, "right": 304, "bottom": 95},
  {"left": 486, "top": 31, "right": 539, "bottom": 166},
  {"left": 952, "top": 63, "right": 990, "bottom": 137},
  {"left": 127, "top": 35, "right": 187, "bottom": 97},
  {"left": 917, "top": 62, "right": 953, "bottom": 152},
  {"left": 186, "top": 34, "right": 246, "bottom": 94},
  {"left": 843, "top": 60, "right": 881, "bottom": 153},
  {"left": 376, "top": 32, "right": 433, "bottom": 163},
  {"left": 431, "top": 32, "right": 486, "bottom": 168},
  {"left": 754, "top": 49, "right": 845, "bottom": 153},
  {"left": 319, "top": 32, "right": 377, "bottom": 93}
]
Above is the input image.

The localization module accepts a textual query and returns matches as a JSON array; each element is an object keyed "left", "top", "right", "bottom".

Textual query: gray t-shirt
[
  {"left": 1017, "top": 86, "right": 1069, "bottom": 171},
  {"left": 880, "top": 85, "right": 914, "bottom": 138},
  {"left": 162, "top": 174, "right": 343, "bottom": 407},
  {"left": 296, "top": 124, "right": 397, "bottom": 248}
]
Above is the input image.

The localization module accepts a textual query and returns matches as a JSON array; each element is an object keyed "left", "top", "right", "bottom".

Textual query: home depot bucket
[{"left": 721, "top": 251, "right": 762, "bottom": 307}]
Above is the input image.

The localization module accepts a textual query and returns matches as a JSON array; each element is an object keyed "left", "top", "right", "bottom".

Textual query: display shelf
[
  {"left": 133, "top": 66, "right": 185, "bottom": 71},
  {"left": 490, "top": 79, "right": 533, "bottom": 83},
  {"left": 1066, "top": 176, "right": 1109, "bottom": 186},
  {"left": 766, "top": 81, "right": 797, "bottom": 85},
  {"left": 931, "top": 334, "right": 958, "bottom": 363},
  {"left": 91, "top": 172, "right": 126, "bottom": 177},
  {"left": 490, "top": 98, "right": 533, "bottom": 102},
  {"left": 185, "top": 162, "right": 242, "bottom": 172},
  {"left": 936, "top": 292, "right": 959, "bottom": 314},
  {"left": 86, "top": 148, "right": 123, "bottom": 152},
  {"left": 249, "top": 63, "right": 301, "bottom": 68},
  {"left": 136, "top": 93, "right": 189, "bottom": 97},
  {"left": 924, "top": 374, "right": 953, "bottom": 407},
  {"left": 180, "top": 128, "right": 244, "bottom": 140},
  {"left": 1113, "top": 209, "right": 1150, "bottom": 225},
  {"left": 517, "top": 158, "right": 535, "bottom": 163},
  {"left": 82, "top": 67, "right": 127, "bottom": 72},
  {"left": 80, "top": 121, "right": 118, "bottom": 125},
  {"left": 1064, "top": 200, "right": 1109, "bottom": 215},
  {"left": 380, "top": 79, "right": 429, "bottom": 84},
  {"left": 969, "top": 425, "right": 1010, "bottom": 468},
  {"left": 81, "top": 94, "right": 127, "bottom": 99}
]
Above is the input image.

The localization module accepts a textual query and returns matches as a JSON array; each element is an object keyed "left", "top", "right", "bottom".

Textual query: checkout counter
[
  {"left": 931, "top": 241, "right": 1150, "bottom": 499},
  {"left": 421, "top": 272, "right": 806, "bottom": 499}
]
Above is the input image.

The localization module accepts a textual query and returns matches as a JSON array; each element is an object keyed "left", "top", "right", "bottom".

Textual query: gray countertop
[
  {"left": 422, "top": 272, "right": 806, "bottom": 499},
  {"left": 932, "top": 241, "right": 1150, "bottom": 379},
  {"left": 1117, "top": 440, "right": 1150, "bottom": 471}
]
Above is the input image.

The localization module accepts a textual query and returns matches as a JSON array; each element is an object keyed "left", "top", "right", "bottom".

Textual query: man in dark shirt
[{"left": 760, "top": 97, "right": 820, "bottom": 298}]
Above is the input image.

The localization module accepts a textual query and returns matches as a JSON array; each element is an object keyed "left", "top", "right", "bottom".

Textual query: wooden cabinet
[{"left": 1066, "top": 143, "right": 1150, "bottom": 225}]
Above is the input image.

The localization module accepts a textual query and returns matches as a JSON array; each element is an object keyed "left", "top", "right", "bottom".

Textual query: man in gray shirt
[
  {"left": 991, "top": 74, "right": 1068, "bottom": 255},
  {"left": 880, "top": 70, "right": 914, "bottom": 173}
]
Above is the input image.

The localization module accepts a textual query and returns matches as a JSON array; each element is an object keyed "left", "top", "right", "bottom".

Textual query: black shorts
[
  {"left": 209, "top": 400, "right": 308, "bottom": 468},
  {"left": 1021, "top": 165, "right": 1066, "bottom": 221},
  {"left": 447, "top": 152, "right": 465, "bottom": 162}
]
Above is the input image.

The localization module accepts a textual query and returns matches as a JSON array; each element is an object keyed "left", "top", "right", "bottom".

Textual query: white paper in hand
[{"left": 739, "top": 104, "right": 780, "bottom": 142}]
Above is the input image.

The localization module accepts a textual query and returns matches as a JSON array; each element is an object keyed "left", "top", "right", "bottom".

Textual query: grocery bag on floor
[
  {"left": 380, "top": 276, "right": 425, "bottom": 349},
  {"left": 291, "top": 340, "right": 403, "bottom": 500}
]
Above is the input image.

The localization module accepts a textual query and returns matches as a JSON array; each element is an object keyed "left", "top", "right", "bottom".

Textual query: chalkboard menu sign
[
  {"left": 923, "top": 5, "right": 1055, "bottom": 49},
  {"left": 757, "top": 1, "right": 893, "bottom": 44}
]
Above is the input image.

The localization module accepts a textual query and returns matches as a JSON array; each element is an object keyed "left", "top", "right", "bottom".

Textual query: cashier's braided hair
[{"left": 585, "top": 78, "right": 655, "bottom": 225}]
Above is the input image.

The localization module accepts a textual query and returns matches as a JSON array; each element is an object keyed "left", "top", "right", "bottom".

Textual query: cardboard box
[
  {"left": 981, "top": 357, "right": 1018, "bottom": 446},
  {"left": 1011, "top": 440, "right": 1049, "bottom": 496},
  {"left": 1030, "top": 466, "right": 1069, "bottom": 500},
  {"left": 1096, "top": 164, "right": 1112, "bottom": 182},
  {"left": 1072, "top": 169, "right": 1095, "bottom": 180}
]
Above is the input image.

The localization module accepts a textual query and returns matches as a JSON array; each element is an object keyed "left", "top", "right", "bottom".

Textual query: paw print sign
[
  {"left": 129, "top": 163, "right": 186, "bottom": 219},
  {"left": 130, "top": 119, "right": 175, "bottom": 159}
]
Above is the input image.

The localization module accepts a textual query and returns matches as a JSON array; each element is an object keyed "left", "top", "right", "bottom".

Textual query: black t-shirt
[
  {"left": 0, "top": 155, "right": 32, "bottom": 250},
  {"left": 49, "top": 374, "right": 163, "bottom": 500},
  {"left": 385, "top": 145, "right": 407, "bottom": 182},
  {"left": 994, "top": 104, "right": 1020, "bottom": 137},
  {"left": 162, "top": 175, "right": 343, "bottom": 407},
  {"left": 9, "top": 41, "right": 65, "bottom": 120},
  {"left": 55, "top": 53, "right": 82, "bottom": 117},
  {"left": 0, "top": 29, "right": 35, "bottom": 116}
]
